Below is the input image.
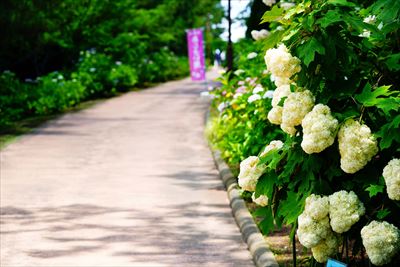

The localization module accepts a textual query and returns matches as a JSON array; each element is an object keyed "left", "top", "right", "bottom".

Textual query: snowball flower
[
  {"left": 264, "top": 44, "right": 301, "bottom": 79},
  {"left": 338, "top": 119, "right": 378, "bottom": 173},
  {"left": 361, "top": 221, "right": 400, "bottom": 266},
  {"left": 297, "top": 214, "right": 331, "bottom": 248},
  {"left": 281, "top": 90, "right": 315, "bottom": 135},
  {"left": 253, "top": 85, "right": 264, "bottom": 94},
  {"left": 263, "top": 90, "right": 274, "bottom": 99},
  {"left": 383, "top": 158, "right": 400, "bottom": 200},
  {"left": 248, "top": 94, "right": 262, "bottom": 103},
  {"left": 271, "top": 84, "right": 291, "bottom": 107},
  {"left": 262, "top": 0, "right": 276, "bottom": 7},
  {"left": 329, "top": 191, "right": 365, "bottom": 233},
  {"left": 304, "top": 194, "right": 329, "bottom": 221},
  {"left": 267, "top": 106, "right": 283, "bottom": 125},
  {"left": 260, "top": 140, "right": 284, "bottom": 157},
  {"left": 252, "top": 192, "right": 268, "bottom": 207},
  {"left": 247, "top": 52, "right": 258, "bottom": 59},
  {"left": 311, "top": 231, "right": 341, "bottom": 263},
  {"left": 238, "top": 156, "right": 266, "bottom": 192},
  {"left": 301, "top": 104, "right": 339, "bottom": 154}
]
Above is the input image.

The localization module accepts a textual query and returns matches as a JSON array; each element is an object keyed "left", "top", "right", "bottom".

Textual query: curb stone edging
[{"left": 210, "top": 149, "right": 280, "bottom": 267}]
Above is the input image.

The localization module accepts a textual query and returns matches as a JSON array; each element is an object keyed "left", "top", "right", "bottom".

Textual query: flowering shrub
[{"left": 208, "top": 0, "right": 400, "bottom": 265}]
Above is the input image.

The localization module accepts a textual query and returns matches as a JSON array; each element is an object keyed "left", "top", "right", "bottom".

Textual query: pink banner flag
[{"left": 187, "top": 28, "right": 206, "bottom": 81}]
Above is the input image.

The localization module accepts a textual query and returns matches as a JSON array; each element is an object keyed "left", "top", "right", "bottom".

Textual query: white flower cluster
[
  {"left": 361, "top": 221, "right": 400, "bottom": 266},
  {"left": 248, "top": 94, "right": 261, "bottom": 103},
  {"left": 262, "top": 0, "right": 276, "bottom": 7},
  {"left": 329, "top": 190, "right": 365, "bottom": 233},
  {"left": 383, "top": 158, "right": 400, "bottom": 200},
  {"left": 251, "top": 29, "right": 270, "bottom": 41},
  {"left": 268, "top": 85, "right": 291, "bottom": 125},
  {"left": 247, "top": 52, "right": 258, "bottom": 60},
  {"left": 252, "top": 192, "right": 268, "bottom": 206},
  {"left": 238, "top": 156, "right": 266, "bottom": 192},
  {"left": 338, "top": 119, "right": 378, "bottom": 173},
  {"left": 301, "top": 104, "right": 339, "bottom": 154},
  {"left": 281, "top": 90, "right": 315, "bottom": 135},
  {"left": 264, "top": 44, "right": 301, "bottom": 81},
  {"left": 260, "top": 140, "right": 284, "bottom": 157},
  {"left": 311, "top": 231, "right": 341, "bottom": 263},
  {"left": 297, "top": 194, "right": 331, "bottom": 248}
]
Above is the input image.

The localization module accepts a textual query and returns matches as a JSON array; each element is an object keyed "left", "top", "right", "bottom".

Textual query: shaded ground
[{"left": 1, "top": 72, "right": 254, "bottom": 266}]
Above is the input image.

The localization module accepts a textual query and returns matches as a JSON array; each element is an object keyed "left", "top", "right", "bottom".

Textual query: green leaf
[
  {"left": 261, "top": 5, "right": 284, "bottom": 23},
  {"left": 326, "top": 0, "right": 356, "bottom": 7},
  {"left": 297, "top": 37, "right": 326, "bottom": 66},
  {"left": 355, "top": 83, "right": 400, "bottom": 115},
  {"left": 256, "top": 171, "right": 277, "bottom": 199},
  {"left": 376, "top": 208, "right": 391, "bottom": 220},
  {"left": 376, "top": 115, "right": 400, "bottom": 149},
  {"left": 318, "top": 10, "right": 343, "bottom": 28},
  {"left": 256, "top": 206, "right": 275, "bottom": 235},
  {"left": 365, "top": 184, "right": 384, "bottom": 197},
  {"left": 385, "top": 53, "right": 400, "bottom": 71},
  {"left": 263, "top": 30, "right": 285, "bottom": 50},
  {"left": 278, "top": 191, "right": 306, "bottom": 225}
]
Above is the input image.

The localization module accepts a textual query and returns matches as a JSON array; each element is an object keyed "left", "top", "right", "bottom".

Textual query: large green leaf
[
  {"left": 261, "top": 5, "right": 284, "bottom": 23},
  {"left": 297, "top": 37, "right": 325, "bottom": 66},
  {"left": 365, "top": 184, "right": 384, "bottom": 197},
  {"left": 318, "top": 10, "right": 343, "bottom": 28},
  {"left": 355, "top": 83, "right": 399, "bottom": 115}
]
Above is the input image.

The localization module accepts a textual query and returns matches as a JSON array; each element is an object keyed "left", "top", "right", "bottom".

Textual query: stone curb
[{"left": 210, "top": 149, "right": 279, "bottom": 267}]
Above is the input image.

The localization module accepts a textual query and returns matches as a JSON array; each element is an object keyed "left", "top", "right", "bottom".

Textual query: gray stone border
[{"left": 210, "top": 149, "right": 279, "bottom": 267}]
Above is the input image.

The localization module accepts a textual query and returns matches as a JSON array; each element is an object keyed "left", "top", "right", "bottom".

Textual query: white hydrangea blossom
[
  {"left": 262, "top": 0, "right": 276, "bottom": 7},
  {"left": 304, "top": 194, "right": 329, "bottom": 221},
  {"left": 338, "top": 119, "right": 378, "bottom": 174},
  {"left": 301, "top": 104, "right": 339, "bottom": 154},
  {"left": 267, "top": 106, "right": 283, "bottom": 125},
  {"left": 361, "top": 221, "right": 400, "bottom": 266},
  {"left": 271, "top": 84, "right": 291, "bottom": 107},
  {"left": 248, "top": 94, "right": 262, "bottom": 103},
  {"left": 264, "top": 44, "right": 301, "bottom": 80},
  {"left": 253, "top": 85, "right": 264, "bottom": 94},
  {"left": 252, "top": 192, "right": 268, "bottom": 207},
  {"left": 238, "top": 156, "right": 266, "bottom": 192},
  {"left": 247, "top": 52, "right": 258, "bottom": 59},
  {"left": 311, "top": 231, "right": 341, "bottom": 263},
  {"left": 263, "top": 90, "right": 274, "bottom": 99},
  {"left": 251, "top": 29, "right": 270, "bottom": 41},
  {"left": 329, "top": 191, "right": 365, "bottom": 233},
  {"left": 297, "top": 213, "right": 331, "bottom": 248},
  {"left": 382, "top": 158, "right": 400, "bottom": 201},
  {"left": 281, "top": 90, "right": 315, "bottom": 135},
  {"left": 260, "top": 140, "right": 284, "bottom": 157}
]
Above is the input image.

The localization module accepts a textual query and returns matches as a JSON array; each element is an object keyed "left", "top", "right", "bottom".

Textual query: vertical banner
[{"left": 187, "top": 28, "right": 206, "bottom": 81}]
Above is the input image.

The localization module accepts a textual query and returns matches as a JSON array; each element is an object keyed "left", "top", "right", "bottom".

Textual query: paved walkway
[{"left": 0, "top": 72, "right": 254, "bottom": 266}]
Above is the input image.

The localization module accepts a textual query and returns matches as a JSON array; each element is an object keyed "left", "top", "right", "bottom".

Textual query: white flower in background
[
  {"left": 52, "top": 78, "right": 58, "bottom": 82},
  {"left": 276, "top": 26, "right": 285, "bottom": 31},
  {"left": 252, "top": 192, "right": 268, "bottom": 207},
  {"left": 238, "top": 80, "right": 245, "bottom": 86},
  {"left": 263, "top": 90, "right": 274, "bottom": 99},
  {"left": 297, "top": 213, "right": 331, "bottom": 248},
  {"left": 200, "top": 91, "right": 210, "bottom": 99},
  {"left": 280, "top": 2, "right": 296, "bottom": 10},
  {"left": 363, "top": 15, "right": 376, "bottom": 24},
  {"left": 260, "top": 140, "right": 284, "bottom": 157},
  {"left": 383, "top": 158, "right": 400, "bottom": 200},
  {"left": 301, "top": 104, "right": 339, "bottom": 154},
  {"left": 25, "top": 78, "right": 33, "bottom": 82},
  {"left": 262, "top": 0, "right": 276, "bottom": 7},
  {"left": 359, "top": 29, "right": 371, "bottom": 38},
  {"left": 236, "top": 86, "right": 247, "bottom": 94},
  {"left": 247, "top": 52, "right": 258, "bottom": 59},
  {"left": 264, "top": 44, "right": 301, "bottom": 79},
  {"left": 329, "top": 190, "right": 365, "bottom": 233},
  {"left": 251, "top": 29, "right": 271, "bottom": 41},
  {"left": 217, "top": 102, "right": 228, "bottom": 113},
  {"left": 207, "top": 85, "right": 214, "bottom": 91},
  {"left": 338, "top": 119, "right": 378, "bottom": 173},
  {"left": 311, "top": 231, "right": 341, "bottom": 263},
  {"left": 248, "top": 94, "right": 262, "bottom": 103},
  {"left": 89, "top": 67, "right": 96, "bottom": 72},
  {"left": 281, "top": 90, "right": 315, "bottom": 135},
  {"left": 271, "top": 84, "right": 291, "bottom": 107},
  {"left": 378, "top": 22, "right": 384, "bottom": 30},
  {"left": 304, "top": 194, "right": 329, "bottom": 221},
  {"left": 253, "top": 85, "right": 264, "bottom": 94},
  {"left": 233, "top": 93, "right": 243, "bottom": 99},
  {"left": 234, "top": 69, "right": 245, "bottom": 76},
  {"left": 268, "top": 106, "right": 283, "bottom": 125},
  {"left": 361, "top": 221, "right": 400, "bottom": 266},
  {"left": 115, "top": 61, "right": 122, "bottom": 65},
  {"left": 238, "top": 156, "right": 266, "bottom": 192},
  {"left": 57, "top": 74, "right": 64, "bottom": 80}
]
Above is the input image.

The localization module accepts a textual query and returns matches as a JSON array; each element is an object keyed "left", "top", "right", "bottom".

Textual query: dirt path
[{"left": 0, "top": 72, "right": 254, "bottom": 266}]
